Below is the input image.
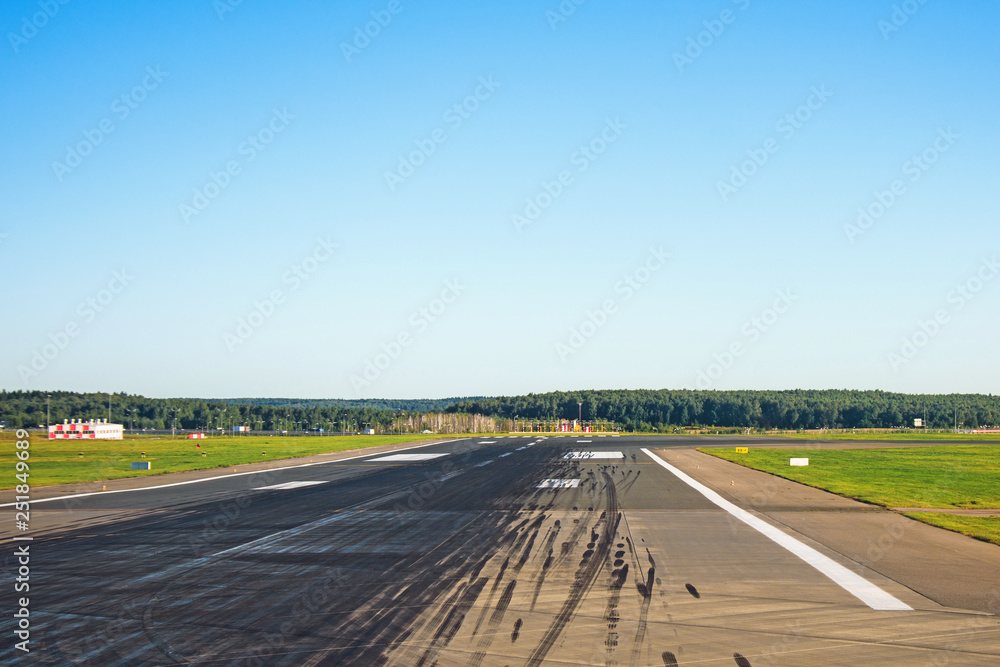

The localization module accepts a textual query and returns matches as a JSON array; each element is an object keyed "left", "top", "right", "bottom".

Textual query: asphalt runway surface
[{"left": 2, "top": 435, "right": 998, "bottom": 666}]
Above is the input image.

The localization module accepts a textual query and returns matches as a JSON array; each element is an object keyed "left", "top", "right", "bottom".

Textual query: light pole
[
  {"left": 46, "top": 394, "right": 50, "bottom": 429},
  {"left": 108, "top": 393, "right": 112, "bottom": 423}
]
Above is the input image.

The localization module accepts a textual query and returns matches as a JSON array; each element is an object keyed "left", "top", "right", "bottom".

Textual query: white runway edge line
[
  {"left": 640, "top": 449, "right": 911, "bottom": 611},
  {"left": 0, "top": 438, "right": 466, "bottom": 507}
]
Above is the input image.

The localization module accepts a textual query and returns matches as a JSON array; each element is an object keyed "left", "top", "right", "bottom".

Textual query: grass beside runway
[
  {"left": 701, "top": 445, "right": 1000, "bottom": 546},
  {"left": 902, "top": 512, "right": 1000, "bottom": 547},
  {"left": 0, "top": 432, "right": 439, "bottom": 489},
  {"left": 773, "top": 432, "right": 1000, "bottom": 441}
]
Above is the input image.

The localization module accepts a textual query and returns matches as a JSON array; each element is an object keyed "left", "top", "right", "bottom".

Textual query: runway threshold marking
[
  {"left": 1, "top": 438, "right": 466, "bottom": 507},
  {"left": 640, "top": 448, "right": 912, "bottom": 612},
  {"left": 253, "top": 481, "right": 328, "bottom": 491}
]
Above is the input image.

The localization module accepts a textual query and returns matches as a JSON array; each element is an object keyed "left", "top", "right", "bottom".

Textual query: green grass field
[
  {"left": 774, "top": 432, "right": 1000, "bottom": 441},
  {"left": 0, "top": 432, "right": 442, "bottom": 489},
  {"left": 702, "top": 445, "right": 1000, "bottom": 546}
]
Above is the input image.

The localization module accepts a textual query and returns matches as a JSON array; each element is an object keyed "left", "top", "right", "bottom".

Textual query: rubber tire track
[{"left": 524, "top": 470, "right": 621, "bottom": 667}]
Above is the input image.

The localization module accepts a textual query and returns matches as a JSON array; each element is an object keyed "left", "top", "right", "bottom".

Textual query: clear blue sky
[{"left": 2, "top": 0, "right": 998, "bottom": 399}]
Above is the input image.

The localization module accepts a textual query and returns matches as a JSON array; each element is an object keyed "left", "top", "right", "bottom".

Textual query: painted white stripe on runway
[
  {"left": 640, "top": 448, "right": 912, "bottom": 611},
  {"left": 253, "top": 481, "right": 328, "bottom": 491},
  {"left": 564, "top": 451, "right": 624, "bottom": 460},
  {"left": 498, "top": 452, "right": 512, "bottom": 458},
  {"left": 368, "top": 453, "right": 449, "bottom": 462},
  {"left": 479, "top": 441, "right": 496, "bottom": 444},
  {"left": 475, "top": 460, "right": 495, "bottom": 467},
  {"left": 577, "top": 440, "right": 592, "bottom": 443},
  {"left": 1, "top": 439, "right": 465, "bottom": 507},
  {"left": 537, "top": 479, "right": 581, "bottom": 489}
]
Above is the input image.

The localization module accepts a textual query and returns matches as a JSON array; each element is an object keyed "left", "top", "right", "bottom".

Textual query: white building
[{"left": 49, "top": 419, "right": 123, "bottom": 440}]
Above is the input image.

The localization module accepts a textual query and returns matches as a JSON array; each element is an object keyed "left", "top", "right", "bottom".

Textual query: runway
[{"left": 3, "top": 436, "right": 998, "bottom": 666}]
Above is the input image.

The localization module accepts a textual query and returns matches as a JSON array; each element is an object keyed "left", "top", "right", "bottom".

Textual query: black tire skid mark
[
  {"left": 629, "top": 549, "right": 657, "bottom": 666},
  {"left": 470, "top": 511, "right": 545, "bottom": 640},
  {"left": 380, "top": 450, "right": 566, "bottom": 663},
  {"left": 471, "top": 557, "right": 510, "bottom": 637},
  {"left": 511, "top": 618, "right": 523, "bottom": 643},
  {"left": 383, "top": 450, "right": 561, "bottom": 662},
  {"left": 602, "top": 538, "right": 630, "bottom": 664},
  {"left": 318, "top": 511, "right": 521, "bottom": 665},
  {"left": 309, "top": 442, "right": 564, "bottom": 664},
  {"left": 415, "top": 577, "right": 489, "bottom": 667},
  {"left": 528, "top": 546, "right": 556, "bottom": 612},
  {"left": 555, "top": 513, "right": 591, "bottom": 566},
  {"left": 523, "top": 470, "right": 621, "bottom": 667},
  {"left": 385, "top": 513, "right": 537, "bottom": 664},
  {"left": 490, "top": 580, "right": 517, "bottom": 626}
]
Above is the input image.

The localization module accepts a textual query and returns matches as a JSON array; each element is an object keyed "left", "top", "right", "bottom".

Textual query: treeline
[
  {"left": 5, "top": 389, "right": 999, "bottom": 433},
  {"left": 210, "top": 397, "right": 479, "bottom": 412},
  {"left": 447, "top": 389, "right": 1000, "bottom": 431},
  {"left": 0, "top": 391, "right": 397, "bottom": 431}
]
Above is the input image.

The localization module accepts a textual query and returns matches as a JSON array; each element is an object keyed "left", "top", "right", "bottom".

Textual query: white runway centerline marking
[
  {"left": 368, "top": 453, "right": 449, "bottom": 462},
  {"left": 564, "top": 451, "right": 624, "bottom": 460},
  {"left": 640, "top": 448, "right": 912, "bottom": 612},
  {"left": 537, "top": 479, "right": 581, "bottom": 489},
  {"left": 253, "top": 481, "right": 328, "bottom": 491}
]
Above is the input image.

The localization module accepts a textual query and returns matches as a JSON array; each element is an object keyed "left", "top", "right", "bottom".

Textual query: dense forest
[
  {"left": 447, "top": 389, "right": 1000, "bottom": 431},
  {"left": 3, "top": 389, "right": 998, "bottom": 433}
]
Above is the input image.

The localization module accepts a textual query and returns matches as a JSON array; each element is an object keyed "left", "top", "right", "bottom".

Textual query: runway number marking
[
  {"left": 253, "top": 481, "right": 328, "bottom": 491},
  {"left": 640, "top": 448, "right": 912, "bottom": 612},
  {"left": 537, "top": 479, "right": 581, "bottom": 489},
  {"left": 564, "top": 451, "right": 624, "bottom": 460},
  {"left": 368, "top": 453, "right": 449, "bottom": 462}
]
